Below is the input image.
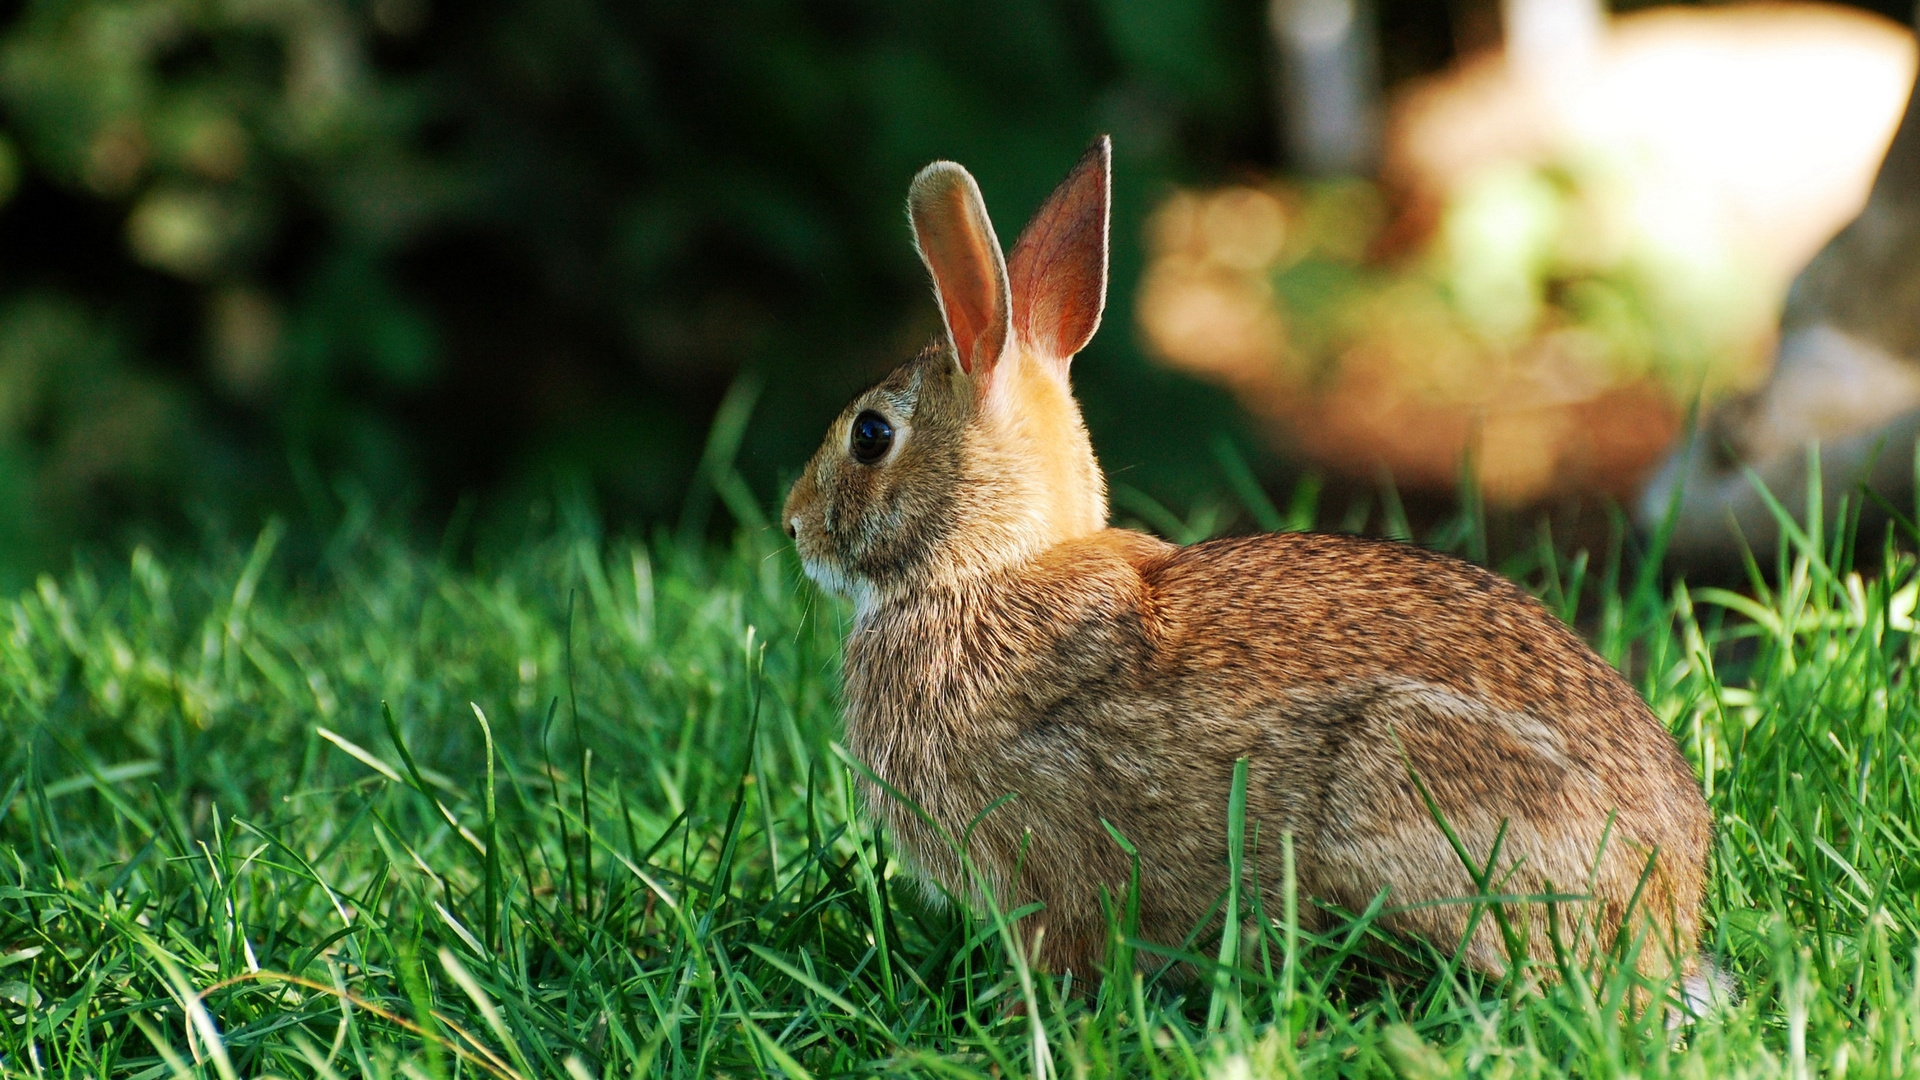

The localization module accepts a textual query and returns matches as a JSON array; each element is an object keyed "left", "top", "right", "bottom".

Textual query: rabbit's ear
[
  {"left": 1008, "top": 136, "right": 1109, "bottom": 367},
  {"left": 909, "top": 162, "right": 1011, "bottom": 379}
]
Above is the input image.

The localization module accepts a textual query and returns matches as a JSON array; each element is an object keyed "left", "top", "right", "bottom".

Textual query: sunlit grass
[{"left": 2, "top": 472, "right": 1918, "bottom": 1078}]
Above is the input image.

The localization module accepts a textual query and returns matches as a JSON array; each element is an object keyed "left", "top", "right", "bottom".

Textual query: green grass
[{"left": 2, "top": 478, "right": 1919, "bottom": 1079}]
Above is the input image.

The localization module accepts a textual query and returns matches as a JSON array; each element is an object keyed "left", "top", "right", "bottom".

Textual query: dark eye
[{"left": 849, "top": 410, "right": 894, "bottom": 464}]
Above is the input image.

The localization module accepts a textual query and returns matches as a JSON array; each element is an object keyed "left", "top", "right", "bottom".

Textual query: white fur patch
[{"left": 800, "top": 557, "right": 876, "bottom": 621}]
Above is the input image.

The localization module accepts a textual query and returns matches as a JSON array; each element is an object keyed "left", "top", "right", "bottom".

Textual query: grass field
[{"left": 2, "top": 476, "right": 1919, "bottom": 1079}]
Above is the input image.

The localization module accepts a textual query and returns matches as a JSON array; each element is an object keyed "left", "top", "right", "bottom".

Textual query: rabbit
[{"left": 783, "top": 136, "right": 1712, "bottom": 994}]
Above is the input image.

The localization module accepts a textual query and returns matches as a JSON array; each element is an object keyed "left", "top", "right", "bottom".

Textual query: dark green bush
[{"left": 0, "top": 0, "right": 1296, "bottom": 584}]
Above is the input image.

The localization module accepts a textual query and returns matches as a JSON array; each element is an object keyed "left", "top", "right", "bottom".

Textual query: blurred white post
[
  {"left": 1269, "top": 0, "right": 1381, "bottom": 175},
  {"left": 1501, "top": 0, "right": 1605, "bottom": 88}
]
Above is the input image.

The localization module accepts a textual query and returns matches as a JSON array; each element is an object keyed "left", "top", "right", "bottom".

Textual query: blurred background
[{"left": 1, "top": 0, "right": 1916, "bottom": 586}]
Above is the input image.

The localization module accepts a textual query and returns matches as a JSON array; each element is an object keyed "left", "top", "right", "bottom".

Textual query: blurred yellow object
[
  {"left": 1139, "top": 1, "right": 1917, "bottom": 507},
  {"left": 1140, "top": 178, "right": 1684, "bottom": 504}
]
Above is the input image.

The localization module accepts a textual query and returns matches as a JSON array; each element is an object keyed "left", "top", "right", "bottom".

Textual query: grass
[{"left": 1, "top": 471, "right": 1918, "bottom": 1079}]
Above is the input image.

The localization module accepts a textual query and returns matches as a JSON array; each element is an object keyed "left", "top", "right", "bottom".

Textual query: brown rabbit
[{"left": 783, "top": 137, "right": 1712, "bottom": 993}]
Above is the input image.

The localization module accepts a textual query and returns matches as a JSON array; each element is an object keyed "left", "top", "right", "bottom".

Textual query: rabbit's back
[{"left": 1142, "top": 531, "right": 1694, "bottom": 793}]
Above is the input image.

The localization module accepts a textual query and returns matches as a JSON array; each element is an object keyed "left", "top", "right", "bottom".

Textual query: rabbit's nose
[{"left": 786, "top": 517, "right": 800, "bottom": 540}]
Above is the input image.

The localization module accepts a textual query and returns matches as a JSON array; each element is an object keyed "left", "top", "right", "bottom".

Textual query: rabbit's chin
[{"left": 801, "top": 558, "right": 877, "bottom": 615}]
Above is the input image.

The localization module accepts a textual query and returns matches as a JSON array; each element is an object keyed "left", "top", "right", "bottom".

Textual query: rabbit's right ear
[
  {"left": 909, "top": 162, "right": 1011, "bottom": 380},
  {"left": 1008, "top": 136, "right": 1109, "bottom": 368}
]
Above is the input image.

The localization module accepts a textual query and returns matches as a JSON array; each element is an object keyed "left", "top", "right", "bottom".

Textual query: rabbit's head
[{"left": 785, "top": 138, "right": 1112, "bottom": 605}]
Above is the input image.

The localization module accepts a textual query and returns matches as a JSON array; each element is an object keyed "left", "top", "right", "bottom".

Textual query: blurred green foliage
[{"left": 0, "top": 0, "right": 1316, "bottom": 585}]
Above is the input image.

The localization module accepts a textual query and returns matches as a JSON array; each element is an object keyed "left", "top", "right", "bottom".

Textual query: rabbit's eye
[{"left": 849, "top": 410, "right": 894, "bottom": 464}]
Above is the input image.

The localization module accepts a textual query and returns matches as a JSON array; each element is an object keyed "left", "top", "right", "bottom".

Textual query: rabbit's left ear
[
  {"left": 1008, "top": 136, "right": 1110, "bottom": 368},
  {"left": 909, "top": 161, "right": 1012, "bottom": 380}
]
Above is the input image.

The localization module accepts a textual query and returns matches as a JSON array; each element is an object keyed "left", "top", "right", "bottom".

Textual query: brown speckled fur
[{"left": 784, "top": 139, "right": 1711, "bottom": 985}]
